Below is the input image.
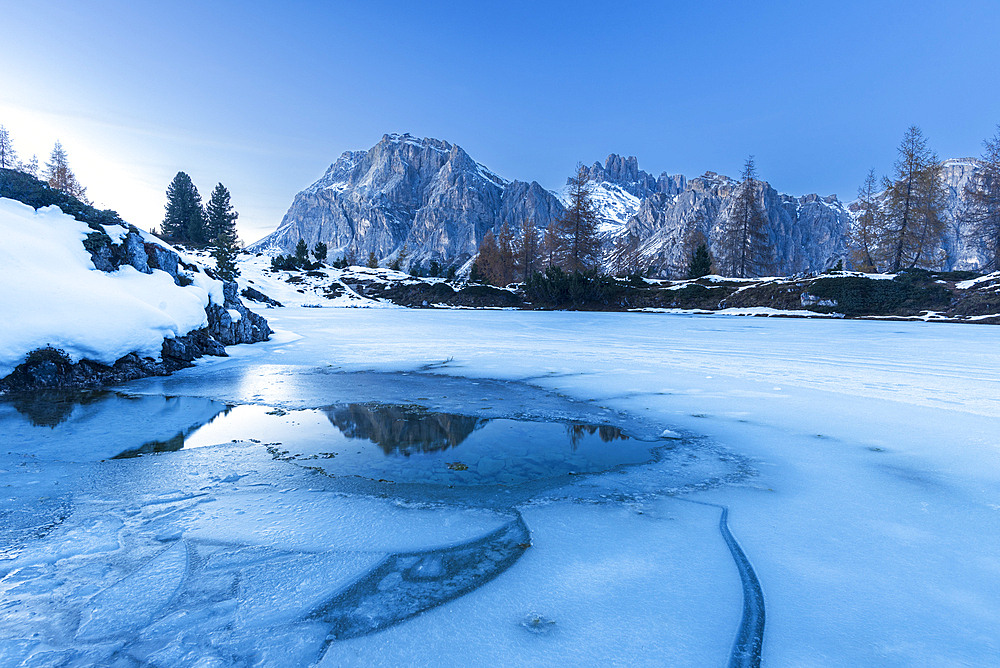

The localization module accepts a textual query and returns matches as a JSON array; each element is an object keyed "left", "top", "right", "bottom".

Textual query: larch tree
[
  {"left": 962, "top": 126, "right": 1000, "bottom": 270},
  {"left": 22, "top": 155, "right": 39, "bottom": 178},
  {"left": 722, "top": 156, "right": 769, "bottom": 278},
  {"left": 44, "top": 141, "right": 90, "bottom": 204},
  {"left": 514, "top": 221, "right": 542, "bottom": 283},
  {"left": 882, "top": 126, "right": 947, "bottom": 272},
  {"left": 556, "top": 164, "right": 602, "bottom": 273},
  {"left": 849, "top": 168, "right": 883, "bottom": 272},
  {"left": 542, "top": 221, "right": 563, "bottom": 269},
  {"left": 475, "top": 229, "right": 504, "bottom": 286},
  {"left": 0, "top": 126, "right": 18, "bottom": 169},
  {"left": 161, "top": 172, "right": 206, "bottom": 243}
]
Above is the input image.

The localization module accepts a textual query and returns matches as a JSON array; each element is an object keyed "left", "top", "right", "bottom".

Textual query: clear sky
[{"left": 2, "top": 0, "right": 998, "bottom": 243}]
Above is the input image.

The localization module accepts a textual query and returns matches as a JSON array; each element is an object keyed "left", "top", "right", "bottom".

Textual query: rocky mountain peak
[{"left": 250, "top": 135, "right": 560, "bottom": 268}]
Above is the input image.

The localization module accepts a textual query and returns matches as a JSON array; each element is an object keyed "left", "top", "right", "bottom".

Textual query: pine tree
[
  {"left": 962, "top": 126, "right": 1000, "bottom": 271},
  {"left": 721, "top": 156, "right": 770, "bottom": 278},
  {"left": 881, "top": 127, "right": 947, "bottom": 272},
  {"left": 313, "top": 241, "right": 328, "bottom": 263},
  {"left": 210, "top": 231, "right": 241, "bottom": 281},
  {"left": 686, "top": 243, "right": 713, "bottom": 279},
  {"left": 366, "top": 250, "right": 379, "bottom": 268},
  {"left": 849, "top": 168, "right": 883, "bottom": 272},
  {"left": 161, "top": 172, "right": 206, "bottom": 243},
  {"left": 0, "top": 126, "right": 18, "bottom": 169},
  {"left": 295, "top": 239, "right": 309, "bottom": 267},
  {"left": 44, "top": 141, "right": 90, "bottom": 204},
  {"left": 556, "top": 164, "right": 602, "bottom": 273},
  {"left": 205, "top": 183, "right": 239, "bottom": 242}
]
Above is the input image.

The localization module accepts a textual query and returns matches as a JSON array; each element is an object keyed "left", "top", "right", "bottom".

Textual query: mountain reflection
[
  {"left": 566, "top": 423, "right": 628, "bottom": 449},
  {"left": 325, "top": 404, "right": 488, "bottom": 456}
]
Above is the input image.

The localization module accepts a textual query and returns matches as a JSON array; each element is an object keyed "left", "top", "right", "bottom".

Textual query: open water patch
[{"left": 184, "top": 402, "right": 660, "bottom": 487}]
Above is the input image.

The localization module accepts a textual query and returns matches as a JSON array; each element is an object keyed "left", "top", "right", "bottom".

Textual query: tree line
[
  {"left": 159, "top": 172, "right": 242, "bottom": 280},
  {"left": 850, "top": 125, "right": 1000, "bottom": 273},
  {"left": 1, "top": 126, "right": 90, "bottom": 204}
]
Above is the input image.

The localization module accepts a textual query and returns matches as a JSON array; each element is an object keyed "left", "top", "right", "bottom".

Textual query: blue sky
[{"left": 2, "top": 0, "right": 998, "bottom": 242}]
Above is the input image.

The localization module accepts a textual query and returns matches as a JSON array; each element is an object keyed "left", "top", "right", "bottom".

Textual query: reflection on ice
[
  {"left": 0, "top": 392, "right": 228, "bottom": 461},
  {"left": 184, "top": 403, "right": 646, "bottom": 486},
  {"left": 0, "top": 373, "right": 754, "bottom": 667}
]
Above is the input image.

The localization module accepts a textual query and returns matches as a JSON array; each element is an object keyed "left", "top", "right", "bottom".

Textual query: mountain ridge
[{"left": 251, "top": 135, "right": 987, "bottom": 275}]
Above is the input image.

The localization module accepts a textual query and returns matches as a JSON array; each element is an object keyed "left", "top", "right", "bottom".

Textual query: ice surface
[{"left": 4, "top": 305, "right": 1000, "bottom": 666}]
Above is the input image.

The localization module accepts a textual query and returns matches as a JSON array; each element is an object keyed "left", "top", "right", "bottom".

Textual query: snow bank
[{"left": 0, "top": 198, "right": 215, "bottom": 377}]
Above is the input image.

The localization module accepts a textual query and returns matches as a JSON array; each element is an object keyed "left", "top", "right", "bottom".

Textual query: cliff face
[
  {"left": 593, "top": 164, "right": 851, "bottom": 277},
  {"left": 249, "top": 134, "right": 565, "bottom": 268}
]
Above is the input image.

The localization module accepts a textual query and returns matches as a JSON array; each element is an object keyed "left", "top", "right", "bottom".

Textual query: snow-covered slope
[{"left": 0, "top": 198, "right": 229, "bottom": 378}]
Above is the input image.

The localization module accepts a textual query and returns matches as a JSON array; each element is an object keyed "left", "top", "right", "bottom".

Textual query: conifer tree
[
  {"left": 475, "top": 230, "right": 504, "bottom": 285},
  {"left": 721, "top": 156, "right": 769, "bottom": 278},
  {"left": 44, "top": 141, "right": 90, "bottom": 204},
  {"left": 366, "top": 250, "right": 379, "bottom": 268},
  {"left": 388, "top": 243, "right": 407, "bottom": 271},
  {"left": 0, "top": 126, "right": 18, "bottom": 169},
  {"left": 22, "top": 155, "right": 39, "bottom": 178},
  {"left": 205, "top": 183, "right": 239, "bottom": 242},
  {"left": 882, "top": 127, "right": 946, "bottom": 272},
  {"left": 313, "top": 241, "right": 328, "bottom": 263},
  {"left": 556, "top": 164, "right": 602, "bottom": 273},
  {"left": 161, "top": 172, "right": 206, "bottom": 243},
  {"left": 686, "top": 243, "right": 713, "bottom": 279},
  {"left": 295, "top": 239, "right": 309, "bottom": 267},
  {"left": 210, "top": 230, "right": 241, "bottom": 281},
  {"left": 542, "top": 221, "right": 562, "bottom": 269},
  {"left": 849, "top": 168, "right": 883, "bottom": 271},
  {"left": 515, "top": 222, "right": 541, "bottom": 283},
  {"left": 962, "top": 126, "right": 1000, "bottom": 270}
]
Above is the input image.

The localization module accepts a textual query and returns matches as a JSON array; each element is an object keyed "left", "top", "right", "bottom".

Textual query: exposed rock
[
  {"left": 145, "top": 242, "right": 180, "bottom": 281},
  {"left": 241, "top": 285, "right": 283, "bottom": 307},
  {"left": 0, "top": 330, "right": 225, "bottom": 394},
  {"left": 207, "top": 281, "right": 273, "bottom": 346},
  {"left": 123, "top": 232, "right": 152, "bottom": 274},
  {"left": 249, "top": 133, "right": 564, "bottom": 268},
  {"left": 615, "top": 171, "right": 851, "bottom": 277}
]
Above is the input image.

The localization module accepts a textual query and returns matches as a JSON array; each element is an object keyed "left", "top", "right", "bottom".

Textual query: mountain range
[{"left": 250, "top": 133, "right": 987, "bottom": 275}]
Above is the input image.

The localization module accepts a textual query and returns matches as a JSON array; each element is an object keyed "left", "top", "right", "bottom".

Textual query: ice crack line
[
  {"left": 718, "top": 505, "right": 765, "bottom": 668},
  {"left": 678, "top": 499, "right": 765, "bottom": 668},
  {"left": 309, "top": 512, "right": 531, "bottom": 645}
]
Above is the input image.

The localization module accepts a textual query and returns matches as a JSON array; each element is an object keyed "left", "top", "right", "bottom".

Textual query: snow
[
  {"left": 0, "top": 198, "right": 220, "bottom": 377},
  {"left": 3, "top": 304, "right": 1000, "bottom": 665},
  {"left": 956, "top": 271, "right": 1000, "bottom": 289},
  {"left": 585, "top": 181, "right": 642, "bottom": 235}
]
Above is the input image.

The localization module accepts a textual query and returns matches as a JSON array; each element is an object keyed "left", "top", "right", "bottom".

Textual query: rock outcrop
[{"left": 0, "top": 169, "right": 272, "bottom": 393}]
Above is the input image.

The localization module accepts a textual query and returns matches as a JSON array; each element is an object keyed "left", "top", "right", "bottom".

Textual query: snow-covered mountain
[
  {"left": 253, "top": 135, "right": 989, "bottom": 277},
  {"left": 249, "top": 134, "right": 565, "bottom": 269}
]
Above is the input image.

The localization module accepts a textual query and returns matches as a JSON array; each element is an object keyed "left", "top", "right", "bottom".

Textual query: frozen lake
[{"left": 2, "top": 308, "right": 999, "bottom": 666}]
